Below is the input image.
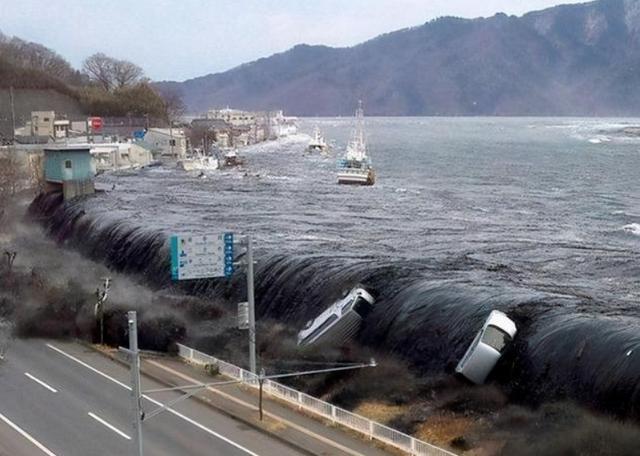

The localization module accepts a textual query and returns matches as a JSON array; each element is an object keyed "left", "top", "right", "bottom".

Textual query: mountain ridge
[{"left": 157, "top": 0, "right": 640, "bottom": 116}]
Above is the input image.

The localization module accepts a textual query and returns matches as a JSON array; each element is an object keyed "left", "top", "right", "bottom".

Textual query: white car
[
  {"left": 455, "top": 310, "right": 517, "bottom": 384},
  {"left": 297, "top": 287, "right": 376, "bottom": 347}
]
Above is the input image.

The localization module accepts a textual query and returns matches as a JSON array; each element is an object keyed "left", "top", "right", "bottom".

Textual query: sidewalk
[{"left": 110, "top": 349, "right": 396, "bottom": 456}]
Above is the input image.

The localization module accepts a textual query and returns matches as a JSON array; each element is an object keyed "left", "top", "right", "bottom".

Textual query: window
[
  {"left": 352, "top": 296, "right": 372, "bottom": 317},
  {"left": 481, "top": 326, "right": 511, "bottom": 353},
  {"left": 64, "top": 160, "right": 73, "bottom": 169},
  {"left": 43, "top": 117, "right": 50, "bottom": 122}
]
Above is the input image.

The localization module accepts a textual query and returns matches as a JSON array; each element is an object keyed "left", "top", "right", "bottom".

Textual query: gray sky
[{"left": 0, "top": 0, "right": 585, "bottom": 81}]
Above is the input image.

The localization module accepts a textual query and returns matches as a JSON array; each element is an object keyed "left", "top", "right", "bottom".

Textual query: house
[
  {"left": 15, "top": 111, "right": 74, "bottom": 142},
  {"left": 91, "top": 141, "right": 154, "bottom": 172},
  {"left": 207, "top": 108, "right": 256, "bottom": 127},
  {"left": 144, "top": 128, "right": 189, "bottom": 158},
  {"left": 53, "top": 120, "right": 70, "bottom": 138},
  {"left": 44, "top": 146, "right": 95, "bottom": 199},
  {"left": 30, "top": 111, "right": 56, "bottom": 137},
  {"left": 270, "top": 110, "right": 298, "bottom": 138},
  {"left": 190, "top": 118, "right": 233, "bottom": 148}
]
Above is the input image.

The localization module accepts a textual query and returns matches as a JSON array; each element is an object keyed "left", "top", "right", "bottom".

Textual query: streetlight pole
[
  {"left": 246, "top": 236, "right": 257, "bottom": 374},
  {"left": 128, "top": 311, "right": 144, "bottom": 456}
]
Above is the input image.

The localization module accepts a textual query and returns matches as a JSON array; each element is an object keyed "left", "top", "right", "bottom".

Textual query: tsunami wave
[{"left": 28, "top": 191, "right": 640, "bottom": 419}]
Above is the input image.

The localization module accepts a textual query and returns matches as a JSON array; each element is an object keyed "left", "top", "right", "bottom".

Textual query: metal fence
[{"left": 176, "top": 343, "right": 456, "bottom": 456}]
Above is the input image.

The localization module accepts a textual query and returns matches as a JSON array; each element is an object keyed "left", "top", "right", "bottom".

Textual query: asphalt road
[{"left": 0, "top": 338, "right": 308, "bottom": 456}]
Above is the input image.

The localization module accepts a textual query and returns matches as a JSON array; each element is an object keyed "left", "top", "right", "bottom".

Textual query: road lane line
[
  {"left": 147, "top": 360, "right": 366, "bottom": 456},
  {"left": 46, "top": 343, "right": 259, "bottom": 456},
  {"left": 0, "top": 411, "right": 58, "bottom": 456},
  {"left": 88, "top": 412, "right": 131, "bottom": 440},
  {"left": 24, "top": 373, "right": 58, "bottom": 393}
]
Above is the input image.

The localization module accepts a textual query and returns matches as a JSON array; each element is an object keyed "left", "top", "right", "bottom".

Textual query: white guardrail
[{"left": 176, "top": 343, "right": 456, "bottom": 456}]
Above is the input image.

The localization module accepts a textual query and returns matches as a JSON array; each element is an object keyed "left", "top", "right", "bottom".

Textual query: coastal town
[
  {"left": 1, "top": 107, "right": 298, "bottom": 189},
  {"left": 4, "top": 1, "right": 640, "bottom": 456}
]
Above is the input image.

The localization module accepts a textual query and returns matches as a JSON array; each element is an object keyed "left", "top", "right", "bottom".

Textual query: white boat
[
  {"left": 221, "top": 148, "right": 245, "bottom": 167},
  {"left": 177, "top": 151, "right": 219, "bottom": 171},
  {"left": 307, "top": 126, "right": 329, "bottom": 153},
  {"left": 297, "top": 287, "right": 376, "bottom": 347},
  {"left": 337, "top": 101, "right": 375, "bottom": 185}
]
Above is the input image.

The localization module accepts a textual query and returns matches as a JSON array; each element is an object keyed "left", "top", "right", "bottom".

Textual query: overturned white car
[
  {"left": 297, "top": 287, "right": 376, "bottom": 347},
  {"left": 455, "top": 310, "right": 517, "bottom": 385}
]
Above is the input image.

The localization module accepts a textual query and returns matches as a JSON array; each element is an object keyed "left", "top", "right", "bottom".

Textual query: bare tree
[
  {"left": 82, "top": 53, "right": 145, "bottom": 91},
  {"left": 0, "top": 35, "right": 76, "bottom": 82},
  {"left": 0, "top": 154, "right": 25, "bottom": 208},
  {"left": 157, "top": 86, "right": 186, "bottom": 122},
  {"left": 28, "top": 153, "right": 45, "bottom": 194},
  {"left": 112, "top": 60, "right": 144, "bottom": 89},
  {"left": 4, "top": 251, "right": 16, "bottom": 273},
  {"left": 82, "top": 52, "right": 114, "bottom": 90}
]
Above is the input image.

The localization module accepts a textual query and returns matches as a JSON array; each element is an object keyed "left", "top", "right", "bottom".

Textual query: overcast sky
[{"left": 1, "top": 0, "right": 585, "bottom": 81}]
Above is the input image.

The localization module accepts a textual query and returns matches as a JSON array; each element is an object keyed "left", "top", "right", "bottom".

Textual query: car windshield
[
  {"left": 481, "top": 325, "right": 512, "bottom": 353},
  {"left": 352, "top": 296, "right": 372, "bottom": 316}
]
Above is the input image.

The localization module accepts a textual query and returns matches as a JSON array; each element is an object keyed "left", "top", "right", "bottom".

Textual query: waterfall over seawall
[{"left": 29, "top": 192, "right": 640, "bottom": 418}]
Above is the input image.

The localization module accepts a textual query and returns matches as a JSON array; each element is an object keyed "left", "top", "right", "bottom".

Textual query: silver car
[
  {"left": 297, "top": 287, "right": 376, "bottom": 347},
  {"left": 455, "top": 310, "right": 517, "bottom": 384}
]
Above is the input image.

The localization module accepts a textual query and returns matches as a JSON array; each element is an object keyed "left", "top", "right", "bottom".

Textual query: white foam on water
[
  {"left": 622, "top": 223, "right": 640, "bottom": 235},
  {"left": 588, "top": 135, "right": 611, "bottom": 144}
]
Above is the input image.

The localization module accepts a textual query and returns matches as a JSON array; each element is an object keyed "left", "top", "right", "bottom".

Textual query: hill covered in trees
[
  {"left": 158, "top": 0, "right": 640, "bottom": 116},
  {"left": 0, "top": 30, "right": 175, "bottom": 122}
]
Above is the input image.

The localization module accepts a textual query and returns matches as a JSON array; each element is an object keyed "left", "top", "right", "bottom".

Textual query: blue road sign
[
  {"left": 223, "top": 232, "right": 234, "bottom": 278},
  {"left": 170, "top": 232, "right": 235, "bottom": 280}
]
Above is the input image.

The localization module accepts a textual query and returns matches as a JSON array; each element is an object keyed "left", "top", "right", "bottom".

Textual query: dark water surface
[{"left": 36, "top": 117, "right": 640, "bottom": 416}]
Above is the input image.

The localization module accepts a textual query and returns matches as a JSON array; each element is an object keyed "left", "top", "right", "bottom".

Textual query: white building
[
  {"left": 270, "top": 110, "right": 298, "bottom": 137},
  {"left": 144, "top": 128, "right": 189, "bottom": 158},
  {"left": 91, "top": 142, "right": 154, "bottom": 172},
  {"left": 53, "top": 120, "right": 70, "bottom": 138},
  {"left": 207, "top": 108, "right": 256, "bottom": 127},
  {"left": 30, "top": 111, "right": 55, "bottom": 137}
]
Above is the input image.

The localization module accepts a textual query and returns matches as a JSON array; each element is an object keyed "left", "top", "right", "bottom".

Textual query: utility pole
[
  {"left": 169, "top": 120, "right": 175, "bottom": 158},
  {"left": 95, "top": 278, "right": 111, "bottom": 345},
  {"left": 128, "top": 311, "right": 144, "bottom": 456},
  {"left": 245, "top": 236, "right": 257, "bottom": 374}
]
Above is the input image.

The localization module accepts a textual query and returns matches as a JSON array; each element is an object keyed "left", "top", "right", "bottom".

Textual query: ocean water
[
  {"left": 42, "top": 117, "right": 640, "bottom": 415},
  {"left": 92, "top": 117, "right": 640, "bottom": 305}
]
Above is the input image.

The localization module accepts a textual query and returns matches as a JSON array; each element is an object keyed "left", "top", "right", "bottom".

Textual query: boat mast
[{"left": 355, "top": 100, "right": 367, "bottom": 160}]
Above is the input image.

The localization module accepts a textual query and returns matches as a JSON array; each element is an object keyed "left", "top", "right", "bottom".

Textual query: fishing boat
[
  {"left": 307, "top": 126, "right": 329, "bottom": 154},
  {"left": 221, "top": 148, "right": 245, "bottom": 167},
  {"left": 337, "top": 101, "right": 375, "bottom": 185},
  {"left": 177, "top": 150, "right": 219, "bottom": 171}
]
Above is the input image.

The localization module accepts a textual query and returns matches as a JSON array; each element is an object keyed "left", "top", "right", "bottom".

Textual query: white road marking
[
  {"left": 24, "top": 372, "right": 58, "bottom": 393},
  {"left": 0, "top": 411, "right": 58, "bottom": 456},
  {"left": 88, "top": 412, "right": 131, "bottom": 440},
  {"left": 148, "top": 360, "right": 367, "bottom": 456},
  {"left": 46, "top": 343, "right": 259, "bottom": 456}
]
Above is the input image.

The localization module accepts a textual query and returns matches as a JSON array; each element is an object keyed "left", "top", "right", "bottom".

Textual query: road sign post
[{"left": 169, "top": 232, "right": 257, "bottom": 373}]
